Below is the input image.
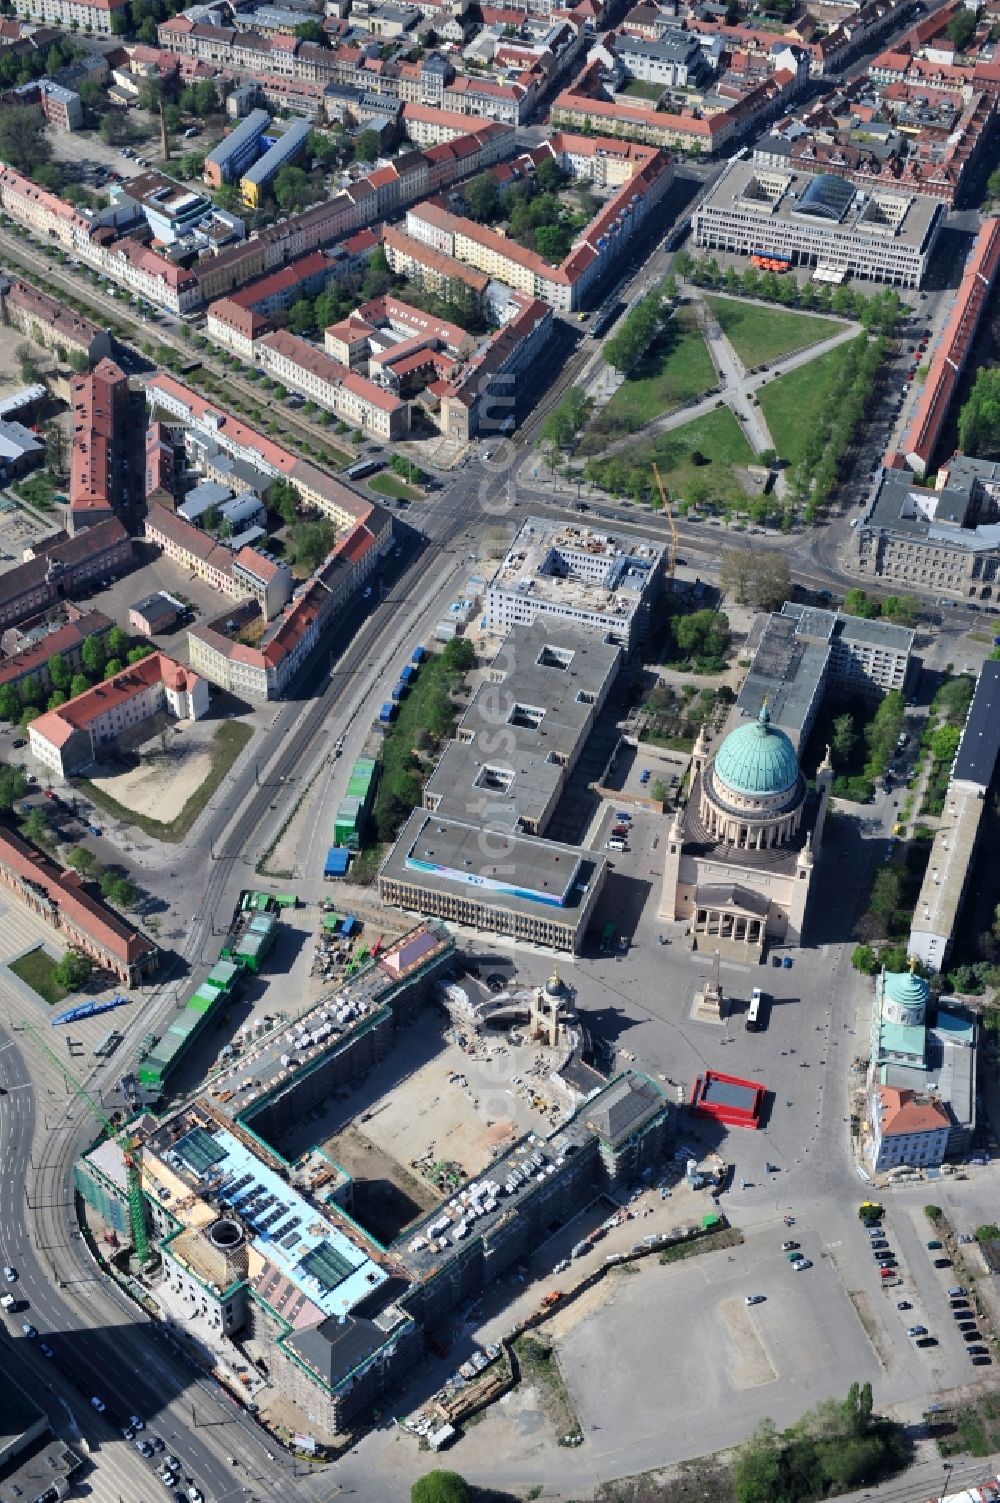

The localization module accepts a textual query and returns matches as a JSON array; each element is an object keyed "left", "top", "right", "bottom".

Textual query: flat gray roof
[
  {"left": 699, "top": 158, "right": 941, "bottom": 251},
  {"left": 735, "top": 611, "right": 828, "bottom": 743},
  {"left": 424, "top": 621, "right": 620, "bottom": 832},
  {"left": 954, "top": 661, "right": 1000, "bottom": 792},
  {"left": 780, "top": 600, "right": 914, "bottom": 653},
  {"left": 382, "top": 809, "right": 603, "bottom": 918}
]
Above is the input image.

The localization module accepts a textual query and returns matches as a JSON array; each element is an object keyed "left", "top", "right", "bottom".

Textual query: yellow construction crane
[
  {"left": 652, "top": 462, "right": 679, "bottom": 581},
  {"left": 21, "top": 1021, "right": 150, "bottom": 1266}
]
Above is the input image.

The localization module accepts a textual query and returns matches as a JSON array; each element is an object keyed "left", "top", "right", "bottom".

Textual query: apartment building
[
  {"left": 231, "top": 546, "right": 294, "bottom": 619},
  {"left": 900, "top": 217, "right": 1000, "bottom": 477},
  {"left": 188, "top": 509, "right": 389, "bottom": 699},
  {"left": 402, "top": 100, "right": 492, "bottom": 145},
  {"left": 0, "top": 278, "right": 111, "bottom": 366},
  {"left": 693, "top": 157, "right": 944, "bottom": 288},
  {"left": 381, "top": 223, "right": 490, "bottom": 300},
  {"left": 0, "top": 519, "right": 132, "bottom": 632},
  {"left": 145, "top": 503, "right": 291, "bottom": 619},
  {"left": 0, "top": 608, "right": 113, "bottom": 694},
  {"left": 29, "top": 651, "right": 209, "bottom": 778},
  {"left": 438, "top": 293, "right": 553, "bottom": 440},
  {"left": 615, "top": 29, "right": 709, "bottom": 86},
  {"left": 69, "top": 359, "right": 133, "bottom": 534},
  {"left": 258, "top": 330, "right": 410, "bottom": 439},
  {"left": 14, "top": 0, "right": 127, "bottom": 34},
  {"left": 0, "top": 829, "right": 157, "bottom": 984}
]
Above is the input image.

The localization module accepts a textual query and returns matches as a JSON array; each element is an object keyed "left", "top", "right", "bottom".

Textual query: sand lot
[{"left": 89, "top": 721, "right": 219, "bottom": 821}]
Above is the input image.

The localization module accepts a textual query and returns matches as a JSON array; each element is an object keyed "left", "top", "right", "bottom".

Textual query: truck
[
  {"left": 540, "top": 1290, "right": 563, "bottom": 1308},
  {"left": 379, "top": 702, "right": 398, "bottom": 724}
]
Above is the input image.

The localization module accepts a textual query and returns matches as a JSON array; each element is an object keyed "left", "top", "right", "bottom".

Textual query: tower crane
[
  {"left": 652, "top": 462, "right": 679, "bottom": 581},
  {"left": 21, "top": 1021, "right": 150, "bottom": 1266}
]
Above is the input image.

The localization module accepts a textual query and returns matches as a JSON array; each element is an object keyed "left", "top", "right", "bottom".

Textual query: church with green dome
[{"left": 658, "top": 701, "right": 833, "bottom": 959}]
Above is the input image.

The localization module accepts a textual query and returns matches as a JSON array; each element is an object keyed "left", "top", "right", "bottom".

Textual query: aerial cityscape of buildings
[{"left": 0, "top": 0, "right": 999, "bottom": 1494}]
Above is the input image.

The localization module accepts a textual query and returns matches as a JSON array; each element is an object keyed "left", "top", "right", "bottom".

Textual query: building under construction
[{"left": 75, "top": 922, "right": 674, "bottom": 1438}]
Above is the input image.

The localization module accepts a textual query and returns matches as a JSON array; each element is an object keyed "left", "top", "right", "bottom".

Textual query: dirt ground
[
  {"left": 321, "top": 1122, "right": 438, "bottom": 1246},
  {"left": 88, "top": 717, "right": 218, "bottom": 820}
]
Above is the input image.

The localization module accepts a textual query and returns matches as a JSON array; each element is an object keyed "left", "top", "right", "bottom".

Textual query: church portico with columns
[{"left": 659, "top": 703, "right": 832, "bottom": 960}]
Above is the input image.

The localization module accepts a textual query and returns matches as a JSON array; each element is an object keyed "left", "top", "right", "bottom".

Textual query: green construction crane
[{"left": 22, "top": 1021, "right": 149, "bottom": 1265}]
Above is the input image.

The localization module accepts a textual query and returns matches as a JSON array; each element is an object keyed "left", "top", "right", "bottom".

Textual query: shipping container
[
  {"left": 324, "top": 846, "right": 349, "bottom": 879},
  {"left": 379, "top": 702, "right": 397, "bottom": 724},
  {"left": 411, "top": 644, "right": 426, "bottom": 664},
  {"left": 399, "top": 664, "right": 417, "bottom": 686}
]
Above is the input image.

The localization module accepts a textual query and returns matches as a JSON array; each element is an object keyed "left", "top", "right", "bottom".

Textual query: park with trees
[{"left": 372, "top": 639, "right": 474, "bottom": 844}]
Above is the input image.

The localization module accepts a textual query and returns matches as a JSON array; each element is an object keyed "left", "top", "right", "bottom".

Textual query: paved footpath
[{"left": 589, "top": 296, "right": 860, "bottom": 501}]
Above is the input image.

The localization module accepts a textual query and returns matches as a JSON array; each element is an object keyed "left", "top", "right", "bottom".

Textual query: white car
[
  {"left": 91, "top": 1396, "right": 106, "bottom": 1413},
  {"left": 130, "top": 1415, "right": 144, "bottom": 1431},
  {"left": 793, "top": 1258, "right": 813, "bottom": 1271},
  {"left": 362, "top": 586, "right": 373, "bottom": 598},
  {"left": 745, "top": 1294, "right": 765, "bottom": 1306}
]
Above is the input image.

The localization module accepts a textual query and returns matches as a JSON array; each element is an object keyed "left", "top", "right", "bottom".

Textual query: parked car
[
  {"left": 906, "top": 1326, "right": 927, "bottom": 1337},
  {"left": 745, "top": 1294, "right": 765, "bottom": 1306},
  {"left": 933, "top": 1257, "right": 952, "bottom": 1268},
  {"left": 793, "top": 1258, "right": 813, "bottom": 1271},
  {"left": 781, "top": 1240, "right": 799, "bottom": 1252}
]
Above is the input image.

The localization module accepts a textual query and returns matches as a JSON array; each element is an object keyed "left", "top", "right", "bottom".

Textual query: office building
[
  {"left": 735, "top": 601, "right": 914, "bottom": 746},
  {"left": 485, "top": 517, "right": 663, "bottom": 654},
  {"left": 203, "top": 109, "right": 271, "bottom": 188},
  {"left": 858, "top": 460, "right": 1000, "bottom": 602},
  {"left": 241, "top": 119, "right": 311, "bottom": 208},
  {"left": 380, "top": 809, "right": 607, "bottom": 953},
  {"left": 693, "top": 157, "right": 944, "bottom": 287}
]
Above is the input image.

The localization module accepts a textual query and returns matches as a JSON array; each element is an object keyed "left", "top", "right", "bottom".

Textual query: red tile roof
[{"left": 0, "top": 827, "right": 155, "bottom": 966}]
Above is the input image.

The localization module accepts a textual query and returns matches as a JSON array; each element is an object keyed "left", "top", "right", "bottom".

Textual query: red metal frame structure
[{"left": 689, "top": 1070, "right": 766, "bottom": 1130}]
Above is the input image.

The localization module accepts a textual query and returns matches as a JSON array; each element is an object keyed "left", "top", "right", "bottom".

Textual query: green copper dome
[
  {"left": 713, "top": 703, "right": 800, "bottom": 798},
  {"left": 883, "top": 966, "right": 929, "bottom": 1010}
]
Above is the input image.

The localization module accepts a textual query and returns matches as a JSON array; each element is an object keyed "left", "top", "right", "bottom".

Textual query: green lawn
[
  {"left": 585, "top": 404, "right": 757, "bottom": 510},
  {"left": 579, "top": 308, "right": 717, "bottom": 453},
  {"left": 620, "top": 79, "right": 663, "bottom": 101},
  {"left": 370, "top": 473, "right": 422, "bottom": 502},
  {"left": 704, "top": 294, "right": 846, "bottom": 367},
  {"left": 757, "top": 344, "right": 853, "bottom": 468},
  {"left": 9, "top": 947, "right": 67, "bottom": 1005}
]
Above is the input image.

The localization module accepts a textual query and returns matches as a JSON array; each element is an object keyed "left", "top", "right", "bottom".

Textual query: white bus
[{"left": 745, "top": 988, "right": 764, "bottom": 1032}]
